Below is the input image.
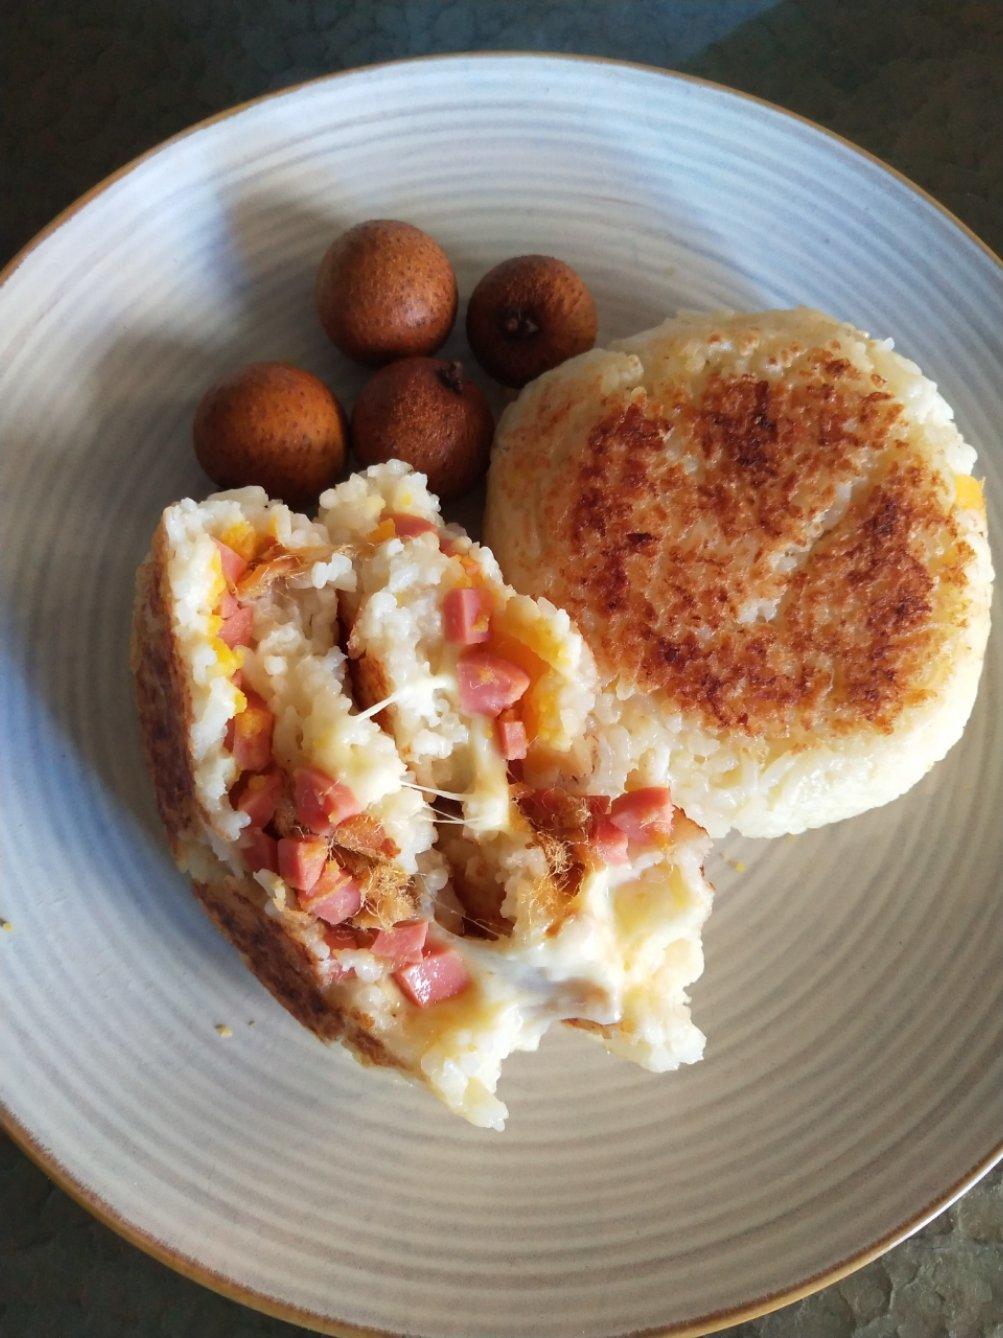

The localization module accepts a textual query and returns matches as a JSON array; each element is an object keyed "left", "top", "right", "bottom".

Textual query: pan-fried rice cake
[
  {"left": 133, "top": 487, "right": 592, "bottom": 1130},
  {"left": 322, "top": 463, "right": 715, "bottom": 1075},
  {"left": 486, "top": 308, "right": 993, "bottom": 837}
]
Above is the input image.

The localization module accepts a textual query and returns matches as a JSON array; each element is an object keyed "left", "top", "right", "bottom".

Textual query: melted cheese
[
  {"left": 463, "top": 716, "right": 512, "bottom": 833},
  {"left": 218, "top": 519, "right": 259, "bottom": 561},
  {"left": 955, "top": 473, "right": 986, "bottom": 513}
]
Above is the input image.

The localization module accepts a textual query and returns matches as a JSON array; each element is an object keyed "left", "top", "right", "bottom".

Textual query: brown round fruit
[
  {"left": 193, "top": 362, "right": 348, "bottom": 509},
  {"left": 465, "top": 254, "right": 598, "bottom": 388},
  {"left": 316, "top": 220, "right": 457, "bottom": 365},
  {"left": 351, "top": 358, "right": 494, "bottom": 501}
]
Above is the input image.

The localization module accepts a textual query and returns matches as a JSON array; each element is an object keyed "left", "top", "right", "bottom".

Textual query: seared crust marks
[
  {"left": 550, "top": 354, "right": 972, "bottom": 739},
  {"left": 133, "top": 524, "right": 414, "bottom": 1081},
  {"left": 191, "top": 876, "right": 406, "bottom": 1072},
  {"left": 131, "top": 525, "right": 201, "bottom": 853},
  {"left": 781, "top": 459, "right": 970, "bottom": 733}
]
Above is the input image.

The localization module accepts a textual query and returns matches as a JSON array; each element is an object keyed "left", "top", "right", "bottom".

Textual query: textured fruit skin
[
  {"left": 465, "top": 254, "right": 598, "bottom": 388},
  {"left": 316, "top": 220, "right": 457, "bottom": 365},
  {"left": 193, "top": 362, "right": 348, "bottom": 509},
  {"left": 351, "top": 357, "right": 494, "bottom": 500}
]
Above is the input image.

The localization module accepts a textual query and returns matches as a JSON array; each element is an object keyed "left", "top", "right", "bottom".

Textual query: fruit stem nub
[
  {"left": 500, "top": 308, "right": 539, "bottom": 339},
  {"left": 438, "top": 360, "right": 466, "bottom": 394}
]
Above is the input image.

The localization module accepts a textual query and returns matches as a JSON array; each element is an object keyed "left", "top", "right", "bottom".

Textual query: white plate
[{"left": 1, "top": 55, "right": 1000, "bottom": 1338}]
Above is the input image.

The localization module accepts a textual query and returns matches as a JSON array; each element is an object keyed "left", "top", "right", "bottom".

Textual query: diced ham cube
[
  {"left": 225, "top": 694, "right": 274, "bottom": 772},
  {"left": 322, "top": 925, "right": 360, "bottom": 951},
  {"left": 292, "top": 767, "right": 361, "bottom": 835},
  {"left": 321, "top": 926, "right": 359, "bottom": 982},
  {"left": 219, "top": 590, "right": 240, "bottom": 619},
  {"left": 371, "top": 919, "right": 428, "bottom": 968},
  {"left": 230, "top": 767, "right": 283, "bottom": 827},
  {"left": 389, "top": 513, "right": 438, "bottom": 539},
  {"left": 495, "top": 712, "right": 528, "bottom": 760},
  {"left": 225, "top": 690, "right": 273, "bottom": 772},
  {"left": 277, "top": 836, "right": 329, "bottom": 893},
  {"left": 219, "top": 604, "right": 254, "bottom": 648},
  {"left": 608, "top": 788, "right": 675, "bottom": 841},
  {"left": 443, "top": 587, "right": 491, "bottom": 646},
  {"left": 367, "top": 518, "right": 397, "bottom": 544},
  {"left": 591, "top": 816, "right": 629, "bottom": 866},
  {"left": 326, "top": 959, "right": 356, "bottom": 984},
  {"left": 438, "top": 534, "right": 464, "bottom": 557},
  {"left": 298, "top": 860, "right": 363, "bottom": 925},
  {"left": 457, "top": 650, "right": 531, "bottom": 717},
  {"left": 213, "top": 537, "right": 248, "bottom": 587},
  {"left": 239, "top": 827, "right": 278, "bottom": 875},
  {"left": 393, "top": 945, "right": 471, "bottom": 1007}
]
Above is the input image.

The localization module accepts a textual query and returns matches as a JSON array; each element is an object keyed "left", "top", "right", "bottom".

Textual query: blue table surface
[{"left": 2, "top": 3, "right": 1001, "bottom": 1335}]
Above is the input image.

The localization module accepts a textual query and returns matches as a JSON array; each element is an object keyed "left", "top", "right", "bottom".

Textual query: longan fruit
[
  {"left": 193, "top": 362, "right": 347, "bottom": 509},
  {"left": 465, "top": 254, "right": 597, "bottom": 388},
  {"left": 351, "top": 357, "right": 493, "bottom": 500},
  {"left": 316, "top": 220, "right": 457, "bottom": 365}
]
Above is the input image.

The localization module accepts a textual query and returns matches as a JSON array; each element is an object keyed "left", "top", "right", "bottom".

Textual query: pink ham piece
[
  {"left": 394, "top": 945, "right": 471, "bottom": 1007},
  {"left": 292, "top": 767, "right": 361, "bottom": 835},
  {"left": 457, "top": 650, "right": 530, "bottom": 717},
  {"left": 495, "top": 713, "right": 528, "bottom": 760},
  {"left": 591, "top": 816, "right": 629, "bottom": 866},
  {"left": 219, "top": 590, "right": 240, "bottom": 619},
  {"left": 213, "top": 538, "right": 248, "bottom": 588},
  {"left": 225, "top": 690, "right": 274, "bottom": 772},
  {"left": 608, "top": 788, "right": 675, "bottom": 842},
  {"left": 230, "top": 766, "right": 283, "bottom": 827},
  {"left": 298, "top": 860, "right": 363, "bottom": 925},
  {"left": 320, "top": 925, "right": 358, "bottom": 982},
  {"left": 443, "top": 587, "right": 491, "bottom": 646},
  {"left": 322, "top": 925, "right": 359, "bottom": 951},
  {"left": 438, "top": 535, "right": 465, "bottom": 557},
  {"left": 371, "top": 919, "right": 428, "bottom": 968},
  {"left": 219, "top": 604, "right": 254, "bottom": 648},
  {"left": 239, "top": 827, "right": 278, "bottom": 875},
  {"left": 389, "top": 513, "right": 438, "bottom": 539},
  {"left": 277, "top": 835, "right": 329, "bottom": 893},
  {"left": 325, "top": 958, "right": 355, "bottom": 984}
]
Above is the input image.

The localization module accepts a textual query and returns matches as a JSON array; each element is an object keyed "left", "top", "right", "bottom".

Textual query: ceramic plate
[{"left": 1, "top": 55, "right": 1000, "bottom": 1338}]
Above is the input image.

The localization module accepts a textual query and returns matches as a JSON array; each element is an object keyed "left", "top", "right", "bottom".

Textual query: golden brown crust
[
  {"left": 131, "top": 529, "right": 414, "bottom": 1083},
  {"left": 131, "top": 524, "right": 202, "bottom": 856},
  {"left": 190, "top": 874, "right": 406, "bottom": 1073},
  {"left": 508, "top": 353, "right": 974, "bottom": 741},
  {"left": 345, "top": 641, "right": 394, "bottom": 729}
]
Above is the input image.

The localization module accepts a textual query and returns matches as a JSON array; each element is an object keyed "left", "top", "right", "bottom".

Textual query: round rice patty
[{"left": 486, "top": 308, "right": 993, "bottom": 837}]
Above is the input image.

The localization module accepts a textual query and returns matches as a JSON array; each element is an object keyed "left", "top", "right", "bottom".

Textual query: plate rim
[{"left": 2, "top": 50, "right": 1000, "bottom": 1338}]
